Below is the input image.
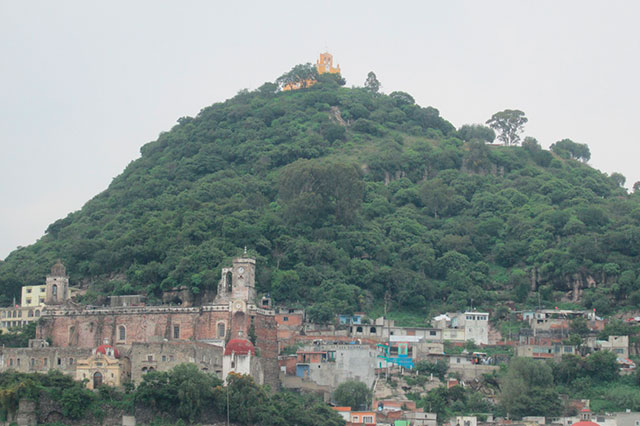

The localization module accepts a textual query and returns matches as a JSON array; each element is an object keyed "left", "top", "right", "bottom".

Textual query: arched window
[
  {"left": 52, "top": 284, "right": 58, "bottom": 300},
  {"left": 118, "top": 325, "right": 126, "bottom": 341},
  {"left": 370, "top": 327, "right": 377, "bottom": 333},
  {"left": 356, "top": 326, "right": 363, "bottom": 333},
  {"left": 28, "top": 310, "right": 33, "bottom": 318},
  {"left": 35, "top": 310, "right": 40, "bottom": 317},
  {"left": 68, "top": 326, "right": 75, "bottom": 345},
  {"left": 226, "top": 271, "right": 233, "bottom": 292},
  {"left": 217, "top": 322, "right": 225, "bottom": 338}
]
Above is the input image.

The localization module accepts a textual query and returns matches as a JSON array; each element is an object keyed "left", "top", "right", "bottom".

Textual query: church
[{"left": 1, "top": 256, "right": 278, "bottom": 388}]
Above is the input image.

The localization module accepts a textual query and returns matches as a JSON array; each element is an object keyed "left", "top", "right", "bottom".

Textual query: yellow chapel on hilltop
[{"left": 282, "top": 52, "right": 341, "bottom": 91}]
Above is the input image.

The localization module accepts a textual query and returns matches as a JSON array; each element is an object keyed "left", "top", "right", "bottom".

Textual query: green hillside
[{"left": 2, "top": 71, "right": 639, "bottom": 321}]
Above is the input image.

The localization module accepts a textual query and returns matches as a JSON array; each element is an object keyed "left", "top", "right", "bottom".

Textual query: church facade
[{"left": 4, "top": 256, "right": 281, "bottom": 388}]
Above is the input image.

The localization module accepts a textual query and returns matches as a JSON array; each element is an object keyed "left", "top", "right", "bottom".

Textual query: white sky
[{"left": 1, "top": 1, "right": 639, "bottom": 260}]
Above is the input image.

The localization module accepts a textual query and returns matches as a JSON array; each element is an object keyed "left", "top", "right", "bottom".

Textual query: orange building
[
  {"left": 282, "top": 52, "right": 341, "bottom": 91},
  {"left": 332, "top": 407, "right": 376, "bottom": 425},
  {"left": 316, "top": 52, "right": 341, "bottom": 75}
]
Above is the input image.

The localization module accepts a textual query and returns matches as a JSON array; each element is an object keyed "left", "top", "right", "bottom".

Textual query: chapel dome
[
  {"left": 224, "top": 338, "right": 255, "bottom": 356},
  {"left": 96, "top": 344, "right": 119, "bottom": 358}
]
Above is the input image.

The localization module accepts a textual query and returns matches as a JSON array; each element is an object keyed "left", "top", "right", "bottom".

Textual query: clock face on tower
[{"left": 238, "top": 267, "right": 245, "bottom": 274}]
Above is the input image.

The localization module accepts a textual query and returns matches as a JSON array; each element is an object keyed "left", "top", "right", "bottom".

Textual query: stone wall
[
  {"left": 129, "top": 341, "right": 223, "bottom": 384},
  {"left": 0, "top": 346, "right": 91, "bottom": 374},
  {"left": 37, "top": 307, "right": 228, "bottom": 348}
]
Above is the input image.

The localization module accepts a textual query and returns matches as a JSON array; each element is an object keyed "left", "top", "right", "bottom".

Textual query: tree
[
  {"left": 415, "top": 360, "right": 449, "bottom": 381},
  {"left": 364, "top": 71, "right": 381, "bottom": 93},
  {"left": 486, "top": 109, "right": 528, "bottom": 145},
  {"left": 389, "top": 91, "right": 415, "bottom": 105},
  {"left": 135, "top": 363, "right": 222, "bottom": 423},
  {"left": 276, "top": 63, "right": 319, "bottom": 90},
  {"left": 333, "top": 380, "right": 372, "bottom": 410},
  {"left": 633, "top": 181, "right": 640, "bottom": 193},
  {"left": 458, "top": 124, "right": 496, "bottom": 143},
  {"left": 278, "top": 159, "right": 364, "bottom": 225},
  {"left": 583, "top": 350, "right": 618, "bottom": 383},
  {"left": 419, "top": 178, "right": 450, "bottom": 219},
  {"left": 610, "top": 172, "right": 626, "bottom": 188},
  {"left": 550, "top": 139, "right": 591, "bottom": 162},
  {"left": 500, "top": 357, "right": 562, "bottom": 418}
]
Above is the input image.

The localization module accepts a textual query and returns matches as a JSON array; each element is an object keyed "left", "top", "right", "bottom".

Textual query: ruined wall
[
  {"left": 252, "top": 311, "right": 280, "bottom": 389},
  {"left": 129, "top": 341, "right": 223, "bottom": 384},
  {"left": 0, "top": 346, "right": 91, "bottom": 374},
  {"left": 37, "top": 308, "right": 230, "bottom": 348}
]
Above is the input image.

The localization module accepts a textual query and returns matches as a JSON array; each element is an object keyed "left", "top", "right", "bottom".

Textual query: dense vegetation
[
  {"left": 0, "top": 365, "right": 343, "bottom": 425},
  {"left": 1, "top": 68, "right": 639, "bottom": 321}
]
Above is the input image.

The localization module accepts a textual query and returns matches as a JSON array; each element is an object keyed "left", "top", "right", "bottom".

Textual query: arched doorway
[{"left": 93, "top": 371, "right": 102, "bottom": 388}]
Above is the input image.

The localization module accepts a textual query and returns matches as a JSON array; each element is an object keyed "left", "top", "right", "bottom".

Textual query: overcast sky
[{"left": 1, "top": 1, "right": 639, "bottom": 260}]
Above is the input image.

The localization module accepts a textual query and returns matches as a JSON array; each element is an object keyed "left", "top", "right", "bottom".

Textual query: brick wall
[{"left": 38, "top": 310, "right": 231, "bottom": 348}]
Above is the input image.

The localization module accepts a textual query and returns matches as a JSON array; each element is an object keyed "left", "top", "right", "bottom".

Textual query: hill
[{"left": 1, "top": 70, "right": 639, "bottom": 322}]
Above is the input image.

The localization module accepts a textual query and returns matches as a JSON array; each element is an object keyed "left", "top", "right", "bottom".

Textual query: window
[
  {"left": 43, "top": 358, "right": 47, "bottom": 366},
  {"left": 27, "top": 289, "right": 32, "bottom": 294},
  {"left": 28, "top": 310, "right": 33, "bottom": 317},
  {"left": 16, "top": 358, "right": 20, "bottom": 367},
  {"left": 352, "top": 416, "right": 359, "bottom": 422},
  {"left": 283, "top": 316, "right": 288, "bottom": 322},
  {"left": 226, "top": 271, "right": 233, "bottom": 292},
  {"left": 363, "top": 416, "right": 373, "bottom": 423},
  {"left": 9, "top": 359, "right": 13, "bottom": 367},
  {"left": 52, "top": 284, "right": 57, "bottom": 296},
  {"left": 57, "top": 358, "right": 61, "bottom": 366},
  {"left": 118, "top": 325, "right": 126, "bottom": 341},
  {"left": 162, "top": 355, "right": 166, "bottom": 362},
  {"left": 370, "top": 327, "right": 377, "bottom": 333},
  {"left": 69, "top": 358, "right": 74, "bottom": 365},
  {"left": 68, "top": 326, "right": 75, "bottom": 345},
  {"left": 26, "top": 299, "right": 32, "bottom": 305},
  {"left": 616, "top": 348, "right": 624, "bottom": 354},
  {"left": 430, "top": 330, "right": 437, "bottom": 336},
  {"left": 173, "top": 325, "right": 180, "bottom": 339},
  {"left": 147, "top": 355, "right": 154, "bottom": 362},
  {"left": 356, "top": 326, "right": 363, "bottom": 333},
  {"left": 217, "top": 322, "right": 225, "bottom": 338},
  {"left": 35, "top": 310, "right": 40, "bottom": 317},
  {"left": 30, "top": 358, "right": 35, "bottom": 367}
]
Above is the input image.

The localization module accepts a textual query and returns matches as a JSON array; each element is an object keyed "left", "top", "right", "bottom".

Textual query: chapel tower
[
  {"left": 45, "top": 260, "right": 70, "bottom": 305},
  {"left": 216, "top": 255, "right": 256, "bottom": 305}
]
